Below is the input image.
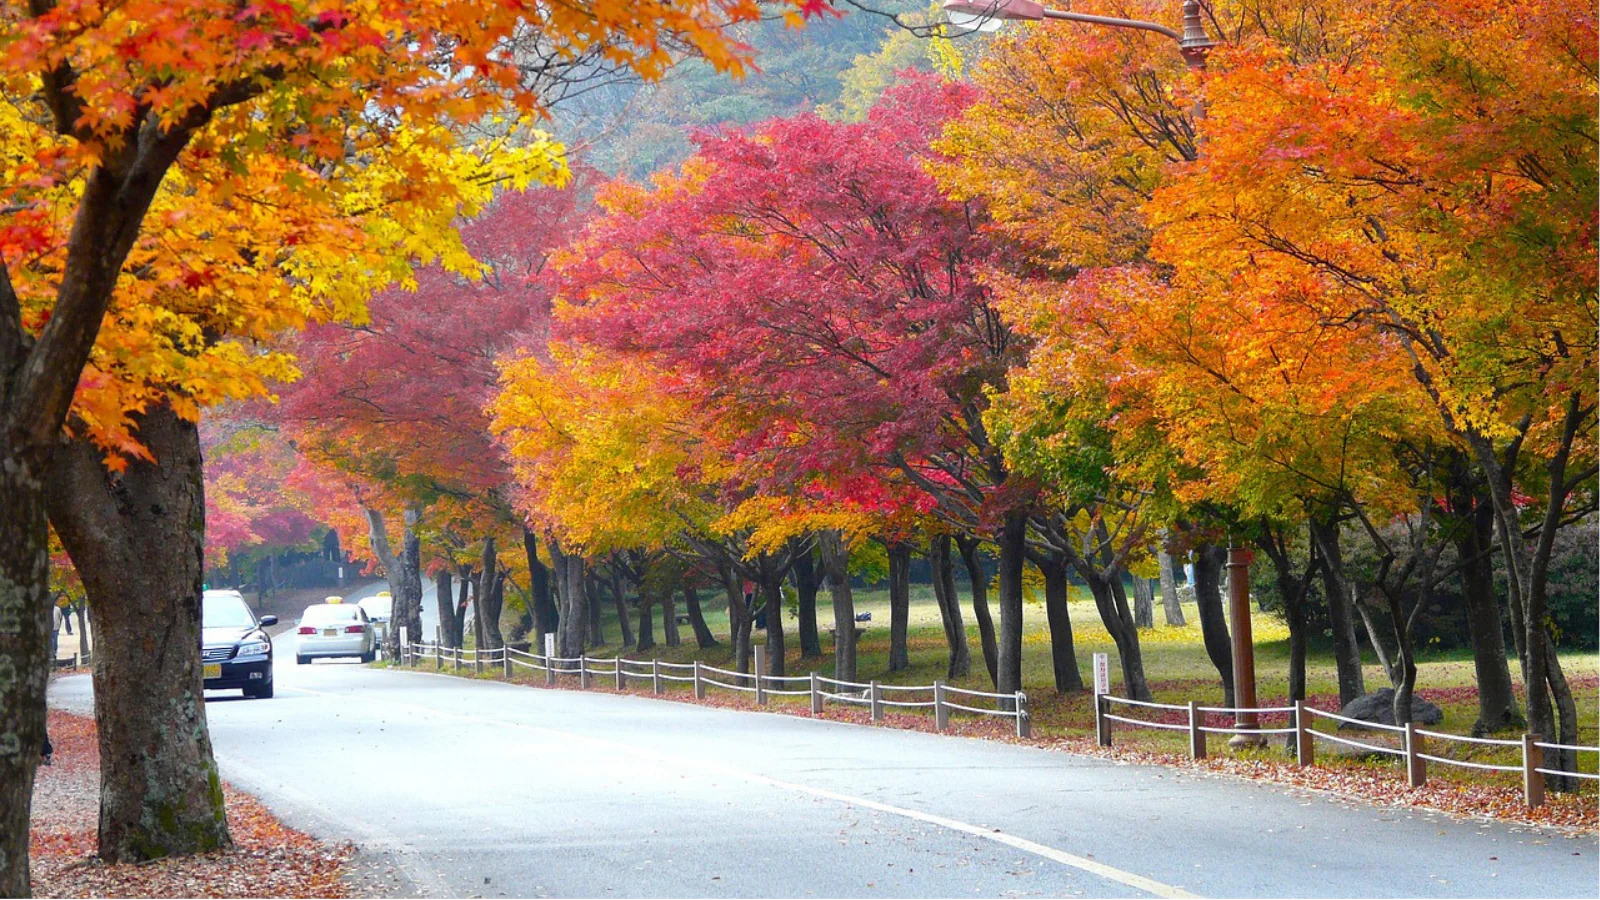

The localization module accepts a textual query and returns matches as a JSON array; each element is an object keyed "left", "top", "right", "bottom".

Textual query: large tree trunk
[
  {"left": 1256, "top": 526, "right": 1314, "bottom": 741},
  {"left": 928, "top": 536, "right": 971, "bottom": 680},
  {"left": 475, "top": 538, "right": 505, "bottom": 651},
  {"left": 393, "top": 512, "right": 423, "bottom": 659},
  {"left": 47, "top": 404, "right": 230, "bottom": 863},
  {"left": 586, "top": 573, "right": 606, "bottom": 647},
  {"left": 661, "top": 579, "right": 680, "bottom": 648},
  {"left": 434, "top": 569, "right": 456, "bottom": 648},
  {"left": 1472, "top": 394, "right": 1587, "bottom": 791},
  {"left": 885, "top": 541, "right": 911, "bottom": 672},
  {"left": 1355, "top": 599, "right": 1404, "bottom": 688},
  {"left": 557, "top": 548, "right": 589, "bottom": 662},
  {"left": 955, "top": 535, "right": 999, "bottom": 686},
  {"left": 995, "top": 512, "right": 1028, "bottom": 699},
  {"left": 524, "top": 530, "right": 559, "bottom": 645},
  {"left": 1, "top": 125, "right": 217, "bottom": 894},
  {"left": 1449, "top": 475, "right": 1522, "bottom": 733},
  {"left": 1157, "top": 544, "right": 1185, "bottom": 626},
  {"left": 793, "top": 549, "right": 823, "bottom": 659},
  {"left": 682, "top": 582, "right": 719, "bottom": 649},
  {"left": 1130, "top": 577, "right": 1156, "bottom": 629},
  {"left": 610, "top": 570, "right": 636, "bottom": 648},
  {"left": 721, "top": 564, "right": 753, "bottom": 678},
  {"left": 363, "top": 505, "right": 423, "bottom": 657},
  {"left": 1082, "top": 570, "right": 1151, "bottom": 702},
  {"left": 1190, "top": 544, "right": 1236, "bottom": 706},
  {"left": 1308, "top": 518, "right": 1366, "bottom": 704},
  {"left": 1035, "top": 552, "right": 1085, "bottom": 693},
  {"left": 761, "top": 559, "right": 786, "bottom": 678},
  {"left": 817, "top": 531, "right": 857, "bottom": 683},
  {"left": 454, "top": 565, "right": 471, "bottom": 650},
  {"left": 636, "top": 587, "right": 656, "bottom": 652},
  {"left": 0, "top": 440, "right": 51, "bottom": 896}
]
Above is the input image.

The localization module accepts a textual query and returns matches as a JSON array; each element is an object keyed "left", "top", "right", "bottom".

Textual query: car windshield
[
  {"left": 203, "top": 593, "right": 256, "bottom": 629},
  {"left": 302, "top": 604, "right": 361, "bottom": 624}
]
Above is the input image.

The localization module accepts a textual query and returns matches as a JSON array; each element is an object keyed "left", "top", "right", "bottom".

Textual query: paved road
[{"left": 50, "top": 640, "right": 1596, "bottom": 899}]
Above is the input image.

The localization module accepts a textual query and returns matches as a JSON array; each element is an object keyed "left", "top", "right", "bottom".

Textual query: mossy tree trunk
[{"left": 47, "top": 404, "right": 230, "bottom": 863}]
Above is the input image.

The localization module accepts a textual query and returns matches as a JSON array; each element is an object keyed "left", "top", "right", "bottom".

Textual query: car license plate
[
  {"left": 323, "top": 628, "right": 338, "bottom": 637},
  {"left": 203, "top": 663, "right": 221, "bottom": 679}
]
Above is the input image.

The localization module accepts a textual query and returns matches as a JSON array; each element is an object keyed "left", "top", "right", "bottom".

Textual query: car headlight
[{"left": 237, "top": 639, "right": 270, "bottom": 657}]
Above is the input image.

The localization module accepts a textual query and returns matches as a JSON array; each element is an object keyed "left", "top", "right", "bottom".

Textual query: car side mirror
[
  {"left": 259, "top": 614, "right": 279, "bottom": 627},
  {"left": 294, "top": 618, "right": 301, "bottom": 626}
]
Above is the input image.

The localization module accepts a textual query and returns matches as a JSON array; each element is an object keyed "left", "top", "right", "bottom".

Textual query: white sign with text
[{"left": 1093, "top": 652, "right": 1109, "bottom": 696}]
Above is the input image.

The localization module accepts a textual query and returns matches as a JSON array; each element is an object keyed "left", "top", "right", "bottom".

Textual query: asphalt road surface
[{"left": 50, "top": 640, "right": 1597, "bottom": 899}]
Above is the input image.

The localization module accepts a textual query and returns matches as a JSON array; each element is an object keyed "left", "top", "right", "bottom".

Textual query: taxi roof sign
[{"left": 325, "top": 595, "right": 344, "bottom": 604}]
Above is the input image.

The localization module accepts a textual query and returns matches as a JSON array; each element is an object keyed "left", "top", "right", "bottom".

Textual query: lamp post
[
  {"left": 943, "top": 0, "right": 1216, "bottom": 68},
  {"left": 1226, "top": 542, "right": 1264, "bottom": 747},
  {"left": 941, "top": 0, "right": 1263, "bottom": 745}
]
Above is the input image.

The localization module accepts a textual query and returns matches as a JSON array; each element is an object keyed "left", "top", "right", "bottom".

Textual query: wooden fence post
[
  {"left": 1188, "top": 700, "right": 1206, "bottom": 759},
  {"left": 1294, "top": 701, "right": 1313, "bottom": 767},
  {"left": 652, "top": 659, "right": 663, "bottom": 695},
  {"left": 870, "top": 681, "right": 883, "bottom": 723},
  {"left": 693, "top": 660, "right": 706, "bottom": 699},
  {"left": 933, "top": 681, "right": 948, "bottom": 733},
  {"left": 1095, "top": 694, "right": 1112, "bottom": 747},
  {"left": 452, "top": 646, "right": 461, "bottom": 672},
  {"left": 1015, "top": 692, "right": 1031, "bottom": 738},
  {"left": 579, "top": 655, "right": 590, "bottom": 689},
  {"left": 1404, "top": 721, "right": 1426, "bottom": 788},
  {"left": 545, "top": 652, "right": 556, "bottom": 686},
  {"left": 502, "top": 646, "right": 512, "bottom": 679},
  {"left": 1523, "top": 733, "right": 1545, "bottom": 808},
  {"left": 753, "top": 646, "right": 766, "bottom": 705},
  {"left": 809, "top": 672, "right": 822, "bottom": 715},
  {"left": 474, "top": 648, "right": 483, "bottom": 676}
]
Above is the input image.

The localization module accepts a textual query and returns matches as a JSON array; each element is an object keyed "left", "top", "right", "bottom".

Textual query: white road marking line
[{"left": 283, "top": 683, "right": 1200, "bottom": 898}]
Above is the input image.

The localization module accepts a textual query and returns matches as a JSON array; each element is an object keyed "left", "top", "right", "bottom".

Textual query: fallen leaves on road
[{"left": 31, "top": 710, "right": 354, "bottom": 898}]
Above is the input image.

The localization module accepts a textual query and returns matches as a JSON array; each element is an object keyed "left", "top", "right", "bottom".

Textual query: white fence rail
[
  {"left": 1091, "top": 694, "right": 1598, "bottom": 809},
  {"left": 404, "top": 641, "right": 1030, "bottom": 737},
  {"left": 401, "top": 640, "right": 1590, "bottom": 808}
]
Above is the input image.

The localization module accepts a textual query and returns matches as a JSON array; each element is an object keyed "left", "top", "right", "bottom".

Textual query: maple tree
[
  {"left": 201, "top": 421, "right": 322, "bottom": 578},
  {"left": 1144, "top": 0, "right": 1595, "bottom": 776},
  {"left": 536, "top": 76, "right": 1032, "bottom": 691},
  {"left": 0, "top": 0, "right": 839, "bottom": 888},
  {"left": 933, "top": 0, "right": 1592, "bottom": 741},
  {"left": 275, "top": 178, "right": 590, "bottom": 656}
]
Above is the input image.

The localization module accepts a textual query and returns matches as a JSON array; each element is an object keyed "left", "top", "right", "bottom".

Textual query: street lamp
[
  {"left": 942, "top": 0, "right": 1216, "bottom": 68},
  {"left": 942, "top": 0, "right": 1263, "bottom": 746}
]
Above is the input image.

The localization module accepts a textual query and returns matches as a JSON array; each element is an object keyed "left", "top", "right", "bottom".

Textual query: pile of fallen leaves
[{"left": 30, "top": 710, "right": 353, "bottom": 898}]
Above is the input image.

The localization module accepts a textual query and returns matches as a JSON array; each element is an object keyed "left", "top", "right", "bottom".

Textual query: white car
[
  {"left": 294, "top": 600, "right": 376, "bottom": 664},
  {"left": 356, "top": 591, "right": 393, "bottom": 651}
]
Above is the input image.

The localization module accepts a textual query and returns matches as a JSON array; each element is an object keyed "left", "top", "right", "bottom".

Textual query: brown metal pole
[{"left": 1227, "top": 543, "right": 1265, "bottom": 748}]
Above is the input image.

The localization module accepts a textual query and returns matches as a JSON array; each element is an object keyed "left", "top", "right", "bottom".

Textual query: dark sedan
[{"left": 201, "top": 589, "right": 277, "bottom": 699}]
